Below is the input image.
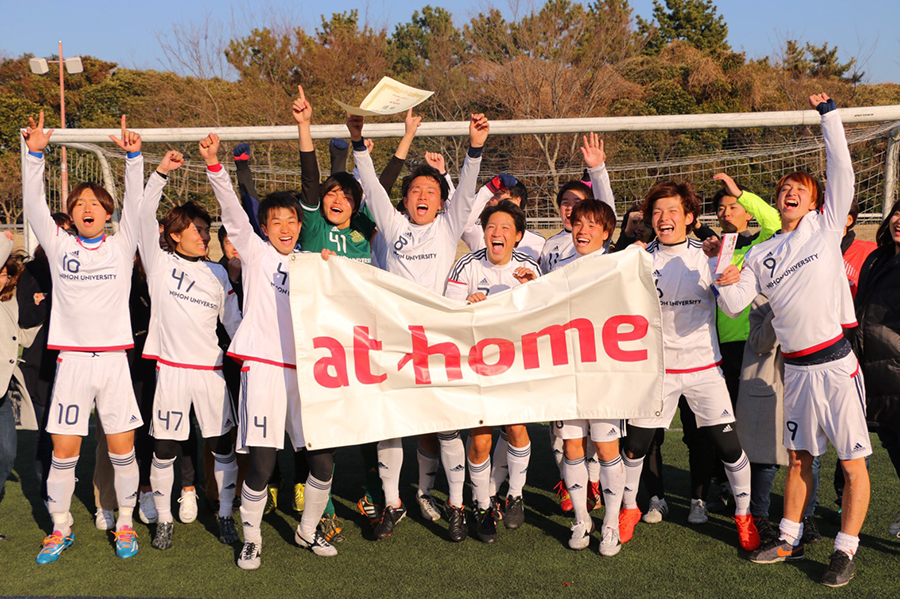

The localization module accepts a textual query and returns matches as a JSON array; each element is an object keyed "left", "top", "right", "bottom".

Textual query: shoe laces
[
  {"left": 114, "top": 528, "right": 137, "bottom": 547},
  {"left": 827, "top": 550, "right": 852, "bottom": 571},
  {"left": 240, "top": 542, "right": 258, "bottom": 560},
  {"left": 554, "top": 481, "right": 569, "bottom": 498},
  {"left": 178, "top": 490, "right": 197, "bottom": 503},
  {"left": 42, "top": 532, "right": 65, "bottom": 549}
]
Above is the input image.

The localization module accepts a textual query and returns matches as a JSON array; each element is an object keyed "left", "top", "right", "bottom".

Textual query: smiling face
[
  {"left": 322, "top": 186, "right": 354, "bottom": 229},
  {"left": 261, "top": 207, "right": 301, "bottom": 255},
  {"left": 483, "top": 211, "right": 523, "bottom": 266},
  {"left": 776, "top": 176, "right": 817, "bottom": 232},
  {"left": 221, "top": 235, "right": 239, "bottom": 260},
  {"left": 171, "top": 217, "right": 211, "bottom": 258},
  {"left": 572, "top": 215, "right": 610, "bottom": 255},
  {"left": 717, "top": 196, "right": 750, "bottom": 234},
  {"left": 651, "top": 196, "right": 693, "bottom": 245},
  {"left": 558, "top": 190, "right": 587, "bottom": 231},
  {"left": 403, "top": 176, "right": 443, "bottom": 226},
  {"left": 69, "top": 189, "right": 111, "bottom": 239}
]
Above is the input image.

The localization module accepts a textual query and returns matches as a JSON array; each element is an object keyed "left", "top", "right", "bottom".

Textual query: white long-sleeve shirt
[
  {"left": 444, "top": 248, "right": 541, "bottom": 301},
  {"left": 139, "top": 173, "right": 241, "bottom": 369},
  {"left": 714, "top": 111, "right": 857, "bottom": 357},
  {"left": 23, "top": 152, "right": 140, "bottom": 351},
  {"left": 354, "top": 146, "right": 484, "bottom": 294},
  {"left": 206, "top": 165, "right": 299, "bottom": 367}
]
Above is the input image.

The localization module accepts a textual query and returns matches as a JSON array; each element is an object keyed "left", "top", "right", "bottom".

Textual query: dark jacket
[{"left": 849, "top": 244, "right": 900, "bottom": 430}]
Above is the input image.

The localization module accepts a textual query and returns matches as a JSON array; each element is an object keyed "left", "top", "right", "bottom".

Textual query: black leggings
[
  {"left": 244, "top": 447, "right": 335, "bottom": 492},
  {"left": 624, "top": 423, "right": 742, "bottom": 465}
]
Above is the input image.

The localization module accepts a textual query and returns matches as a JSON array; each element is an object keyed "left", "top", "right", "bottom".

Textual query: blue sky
[{"left": 2, "top": 0, "right": 898, "bottom": 83}]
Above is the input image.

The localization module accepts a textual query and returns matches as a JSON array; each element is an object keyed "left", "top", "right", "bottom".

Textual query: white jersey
[
  {"left": 540, "top": 230, "right": 576, "bottom": 274},
  {"left": 139, "top": 173, "right": 242, "bottom": 369},
  {"left": 354, "top": 145, "right": 485, "bottom": 294},
  {"left": 467, "top": 229, "right": 546, "bottom": 263},
  {"left": 715, "top": 111, "right": 857, "bottom": 357},
  {"left": 207, "top": 165, "right": 299, "bottom": 368},
  {"left": 23, "top": 152, "right": 140, "bottom": 351},
  {"left": 647, "top": 238, "right": 722, "bottom": 373},
  {"left": 445, "top": 249, "right": 541, "bottom": 301}
]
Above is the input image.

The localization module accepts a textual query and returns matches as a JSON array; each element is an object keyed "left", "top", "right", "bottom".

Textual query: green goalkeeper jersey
[{"left": 298, "top": 204, "right": 376, "bottom": 263}]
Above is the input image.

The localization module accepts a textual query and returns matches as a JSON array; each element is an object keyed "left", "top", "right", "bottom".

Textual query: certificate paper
[
  {"left": 715, "top": 233, "right": 738, "bottom": 274},
  {"left": 334, "top": 77, "right": 434, "bottom": 116}
]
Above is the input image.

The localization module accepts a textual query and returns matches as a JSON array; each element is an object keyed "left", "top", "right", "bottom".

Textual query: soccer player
[
  {"left": 712, "top": 94, "right": 869, "bottom": 587},
  {"left": 616, "top": 178, "right": 759, "bottom": 555},
  {"left": 443, "top": 198, "right": 540, "bottom": 542},
  {"left": 201, "top": 132, "right": 337, "bottom": 567},
  {"left": 137, "top": 150, "right": 242, "bottom": 550},
  {"left": 347, "top": 110, "right": 489, "bottom": 541},
  {"left": 24, "top": 113, "right": 145, "bottom": 562},
  {"left": 460, "top": 178, "right": 546, "bottom": 262}
]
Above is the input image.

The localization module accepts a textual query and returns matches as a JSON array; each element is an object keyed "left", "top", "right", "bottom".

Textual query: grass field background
[{"left": 2, "top": 420, "right": 899, "bottom": 598}]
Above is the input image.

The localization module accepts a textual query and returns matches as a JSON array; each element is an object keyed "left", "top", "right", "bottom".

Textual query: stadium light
[{"left": 30, "top": 42, "right": 82, "bottom": 195}]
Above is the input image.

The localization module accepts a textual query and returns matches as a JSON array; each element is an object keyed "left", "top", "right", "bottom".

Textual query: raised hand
[
  {"left": 292, "top": 85, "right": 312, "bottom": 125},
  {"left": 702, "top": 236, "right": 722, "bottom": 259},
  {"left": 364, "top": 139, "right": 375, "bottom": 153},
  {"left": 487, "top": 173, "right": 518, "bottom": 194},
  {"left": 3, "top": 231, "right": 13, "bottom": 241},
  {"left": 157, "top": 151, "right": 185, "bottom": 175},
  {"left": 23, "top": 112, "right": 54, "bottom": 153},
  {"left": 624, "top": 211, "right": 644, "bottom": 235},
  {"left": 809, "top": 92, "right": 836, "bottom": 114},
  {"left": 109, "top": 114, "right": 142, "bottom": 153},
  {"left": 404, "top": 108, "right": 422, "bottom": 138},
  {"left": 713, "top": 173, "right": 741, "bottom": 198},
  {"left": 346, "top": 115, "right": 364, "bottom": 142},
  {"left": 198, "top": 133, "right": 221, "bottom": 166},
  {"left": 469, "top": 113, "right": 490, "bottom": 148},
  {"left": 809, "top": 92, "right": 829, "bottom": 110},
  {"left": 424, "top": 151, "right": 445, "bottom": 173},
  {"left": 580, "top": 132, "right": 606, "bottom": 168}
]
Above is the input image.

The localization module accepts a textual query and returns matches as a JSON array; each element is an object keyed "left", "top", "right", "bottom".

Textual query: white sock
[
  {"left": 109, "top": 450, "right": 139, "bottom": 530},
  {"left": 722, "top": 451, "right": 752, "bottom": 516},
  {"left": 599, "top": 456, "right": 625, "bottom": 530},
  {"left": 377, "top": 438, "right": 403, "bottom": 508},
  {"left": 299, "top": 475, "right": 331, "bottom": 537},
  {"left": 47, "top": 455, "right": 78, "bottom": 535},
  {"left": 586, "top": 444, "right": 600, "bottom": 484},
  {"left": 564, "top": 456, "right": 590, "bottom": 525},
  {"left": 621, "top": 453, "right": 644, "bottom": 510},
  {"left": 149, "top": 454, "right": 176, "bottom": 524},
  {"left": 506, "top": 442, "right": 531, "bottom": 498},
  {"left": 240, "top": 482, "right": 268, "bottom": 545},
  {"left": 416, "top": 444, "right": 439, "bottom": 497},
  {"left": 213, "top": 451, "right": 239, "bottom": 519},
  {"left": 488, "top": 430, "right": 509, "bottom": 496},
  {"left": 438, "top": 431, "right": 466, "bottom": 507},
  {"left": 550, "top": 426, "right": 565, "bottom": 479},
  {"left": 834, "top": 531, "right": 859, "bottom": 557},
  {"left": 779, "top": 518, "right": 802, "bottom": 547},
  {"left": 468, "top": 457, "right": 491, "bottom": 509}
]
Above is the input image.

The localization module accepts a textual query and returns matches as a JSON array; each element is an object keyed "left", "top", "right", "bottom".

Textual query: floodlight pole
[{"left": 57, "top": 41, "right": 69, "bottom": 196}]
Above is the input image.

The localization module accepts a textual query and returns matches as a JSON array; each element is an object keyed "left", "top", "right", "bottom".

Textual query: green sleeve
[
  {"left": 298, "top": 209, "right": 324, "bottom": 249},
  {"left": 737, "top": 190, "right": 781, "bottom": 242},
  {"left": 350, "top": 211, "right": 377, "bottom": 241}
]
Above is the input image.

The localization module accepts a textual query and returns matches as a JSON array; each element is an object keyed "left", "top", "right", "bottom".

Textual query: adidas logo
[
  {"left": 129, "top": 415, "right": 139, "bottom": 423},
  {"left": 47, "top": 496, "right": 55, "bottom": 503},
  {"left": 479, "top": 278, "right": 489, "bottom": 286},
  {"left": 722, "top": 424, "right": 733, "bottom": 433},
  {"left": 852, "top": 443, "right": 866, "bottom": 452},
  {"left": 720, "top": 410, "right": 731, "bottom": 418},
  {"left": 242, "top": 521, "right": 252, "bottom": 527},
  {"left": 225, "top": 419, "right": 233, "bottom": 426},
  {"left": 126, "top": 491, "right": 138, "bottom": 500},
  {"left": 624, "top": 487, "right": 633, "bottom": 493},
  {"left": 736, "top": 492, "right": 749, "bottom": 498},
  {"left": 377, "top": 462, "right": 389, "bottom": 470},
  {"left": 652, "top": 269, "right": 661, "bottom": 277},
  {"left": 225, "top": 483, "right": 236, "bottom": 489},
  {"left": 519, "top": 468, "right": 528, "bottom": 474},
  {"left": 570, "top": 484, "right": 583, "bottom": 491},
  {"left": 603, "top": 489, "right": 616, "bottom": 496},
  {"left": 607, "top": 428, "right": 618, "bottom": 436},
  {"left": 450, "top": 464, "right": 465, "bottom": 472},
  {"left": 153, "top": 490, "right": 165, "bottom": 496}
]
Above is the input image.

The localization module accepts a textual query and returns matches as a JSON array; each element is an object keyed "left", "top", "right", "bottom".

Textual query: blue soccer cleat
[
  {"left": 114, "top": 526, "right": 139, "bottom": 559},
  {"left": 36, "top": 530, "right": 74, "bottom": 564}
]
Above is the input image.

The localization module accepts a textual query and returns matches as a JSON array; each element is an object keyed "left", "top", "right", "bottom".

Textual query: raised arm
[
  {"left": 713, "top": 260, "right": 762, "bottom": 317},
  {"left": 22, "top": 113, "right": 61, "bottom": 252},
  {"left": 444, "top": 114, "right": 489, "bottom": 240},
  {"left": 232, "top": 144, "right": 264, "bottom": 238},
  {"left": 139, "top": 151, "right": 185, "bottom": 275},
  {"left": 108, "top": 115, "right": 144, "bottom": 252},
  {"left": 813, "top": 94, "right": 855, "bottom": 232},
  {"left": 581, "top": 133, "right": 617, "bottom": 223},
  {"left": 714, "top": 172, "right": 781, "bottom": 240},
  {"left": 293, "top": 85, "right": 320, "bottom": 210}
]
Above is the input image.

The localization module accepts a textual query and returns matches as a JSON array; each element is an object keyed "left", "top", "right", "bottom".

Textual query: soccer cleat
[
  {"left": 151, "top": 522, "right": 174, "bottom": 550},
  {"left": 490, "top": 495, "right": 505, "bottom": 523},
  {"left": 554, "top": 481, "right": 573, "bottom": 513},
  {"left": 748, "top": 537, "right": 805, "bottom": 563},
  {"left": 416, "top": 493, "right": 441, "bottom": 522},
  {"left": 264, "top": 484, "right": 278, "bottom": 515},
  {"left": 36, "top": 530, "right": 74, "bottom": 564},
  {"left": 374, "top": 502, "right": 407, "bottom": 540},
  {"left": 889, "top": 510, "right": 900, "bottom": 537},
  {"left": 820, "top": 550, "right": 855, "bottom": 587},
  {"left": 293, "top": 482, "right": 306, "bottom": 513},
  {"left": 568, "top": 520, "right": 593, "bottom": 550},
  {"left": 642, "top": 496, "right": 668, "bottom": 524},
  {"left": 357, "top": 495, "right": 381, "bottom": 525},
  {"left": 218, "top": 516, "right": 239, "bottom": 545},
  {"left": 446, "top": 504, "right": 468, "bottom": 543},
  {"left": 95, "top": 509, "right": 115, "bottom": 531},
  {"left": 237, "top": 541, "right": 261, "bottom": 570},
  {"left": 139, "top": 491, "right": 158, "bottom": 524},
  {"left": 801, "top": 515, "right": 822, "bottom": 544},
  {"left": 687, "top": 498, "right": 709, "bottom": 525},
  {"left": 504, "top": 495, "right": 525, "bottom": 530},
  {"left": 178, "top": 489, "right": 199, "bottom": 524},
  {"left": 754, "top": 517, "right": 777, "bottom": 543},
  {"left": 599, "top": 525, "right": 621, "bottom": 557},
  {"left": 114, "top": 526, "right": 139, "bottom": 559},
  {"left": 587, "top": 481, "right": 602, "bottom": 511},
  {"left": 475, "top": 506, "right": 498, "bottom": 544},
  {"left": 618, "top": 507, "right": 641, "bottom": 543},
  {"left": 734, "top": 514, "right": 761, "bottom": 552},
  {"left": 295, "top": 527, "right": 338, "bottom": 557},
  {"left": 317, "top": 514, "right": 344, "bottom": 543}
]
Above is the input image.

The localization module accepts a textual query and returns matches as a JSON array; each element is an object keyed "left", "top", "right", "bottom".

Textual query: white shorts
[
  {"left": 46, "top": 351, "right": 142, "bottom": 436},
  {"left": 553, "top": 419, "right": 625, "bottom": 443},
  {"left": 629, "top": 366, "right": 734, "bottom": 430},
  {"left": 150, "top": 364, "right": 235, "bottom": 441},
  {"left": 237, "top": 361, "right": 304, "bottom": 453},
  {"left": 783, "top": 352, "right": 872, "bottom": 460}
]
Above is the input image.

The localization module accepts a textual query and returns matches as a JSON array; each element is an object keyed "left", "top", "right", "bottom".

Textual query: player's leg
[
  {"left": 149, "top": 439, "right": 179, "bottom": 550},
  {"left": 357, "top": 442, "right": 383, "bottom": 524},
  {"left": 503, "top": 424, "right": 531, "bottom": 529},
  {"left": 239, "top": 446, "right": 277, "bottom": 568},
  {"left": 619, "top": 425, "right": 656, "bottom": 543},
  {"left": 46, "top": 434, "right": 81, "bottom": 535},
  {"left": 468, "top": 426, "right": 496, "bottom": 543},
  {"left": 439, "top": 430, "right": 468, "bottom": 542},
  {"left": 549, "top": 425, "right": 570, "bottom": 512},
  {"left": 415, "top": 437, "right": 441, "bottom": 522},
  {"left": 593, "top": 428, "right": 624, "bottom": 557},
  {"left": 586, "top": 442, "right": 601, "bottom": 510},
  {"left": 209, "top": 434, "right": 239, "bottom": 543},
  {"left": 557, "top": 422, "right": 592, "bottom": 550},
  {"left": 373, "top": 437, "right": 406, "bottom": 539},
  {"left": 488, "top": 428, "right": 508, "bottom": 502},
  {"left": 295, "top": 448, "right": 338, "bottom": 556},
  {"left": 641, "top": 429, "right": 668, "bottom": 524}
]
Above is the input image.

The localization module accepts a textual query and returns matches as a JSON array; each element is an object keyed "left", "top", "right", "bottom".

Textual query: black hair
[
  {"left": 217, "top": 225, "right": 228, "bottom": 245},
  {"left": 713, "top": 184, "right": 748, "bottom": 208},
  {"left": 875, "top": 198, "right": 900, "bottom": 248},
  {"left": 401, "top": 165, "right": 450, "bottom": 201},
  {"left": 847, "top": 199, "right": 860, "bottom": 230},
  {"left": 258, "top": 192, "right": 303, "bottom": 229},
  {"left": 555, "top": 180, "right": 593, "bottom": 207},
  {"left": 480, "top": 200, "right": 527, "bottom": 240},
  {"left": 320, "top": 172, "right": 363, "bottom": 217},
  {"left": 507, "top": 182, "right": 529, "bottom": 210}
]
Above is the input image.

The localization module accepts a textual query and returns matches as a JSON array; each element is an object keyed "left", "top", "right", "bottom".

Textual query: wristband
[
  {"left": 156, "top": 171, "right": 168, "bottom": 179},
  {"left": 28, "top": 151, "right": 43, "bottom": 159},
  {"left": 816, "top": 99, "right": 837, "bottom": 115},
  {"left": 207, "top": 163, "right": 223, "bottom": 173},
  {"left": 126, "top": 151, "right": 141, "bottom": 159},
  {"left": 352, "top": 139, "right": 367, "bottom": 152},
  {"left": 467, "top": 146, "right": 483, "bottom": 159}
]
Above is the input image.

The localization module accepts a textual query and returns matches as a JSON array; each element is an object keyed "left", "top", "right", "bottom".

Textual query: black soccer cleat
[
  {"left": 475, "top": 506, "right": 498, "bottom": 544},
  {"left": 821, "top": 550, "right": 855, "bottom": 587},
  {"left": 373, "top": 502, "right": 407, "bottom": 540},
  {"left": 151, "top": 522, "right": 174, "bottom": 551},
  {"left": 748, "top": 537, "right": 805, "bottom": 564},
  {"left": 218, "top": 516, "right": 239, "bottom": 545},
  {"left": 504, "top": 495, "right": 525, "bottom": 530},
  {"left": 445, "top": 503, "right": 468, "bottom": 543}
]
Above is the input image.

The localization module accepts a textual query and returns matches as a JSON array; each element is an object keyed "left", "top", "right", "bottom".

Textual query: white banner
[{"left": 290, "top": 247, "right": 664, "bottom": 450}]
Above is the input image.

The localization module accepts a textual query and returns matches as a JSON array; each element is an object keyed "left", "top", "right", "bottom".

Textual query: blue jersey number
[
  {"left": 171, "top": 269, "right": 195, "bottom": 293},
  {"left": 157, "top": 410, "right": 184, "bottom": 431}
]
